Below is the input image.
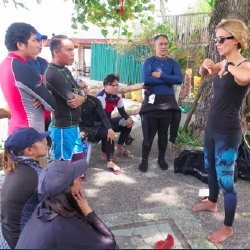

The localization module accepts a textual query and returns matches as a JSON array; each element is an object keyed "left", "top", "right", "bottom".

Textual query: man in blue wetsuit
[{"left": 139, "top": 34, "right": 183, "bottom": 172}]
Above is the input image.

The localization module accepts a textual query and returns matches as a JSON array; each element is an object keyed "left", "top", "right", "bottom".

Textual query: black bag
[
  {"left": 236, "top": 134, "right": 250, "bottom": 181},
  {"left": 174, "top": 150, "right": 208, "bottom": 184}
]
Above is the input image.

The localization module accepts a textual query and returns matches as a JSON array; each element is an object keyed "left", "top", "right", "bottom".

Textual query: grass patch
[{"left": 176, "top": 125, "right": 203, "bottom": 147}]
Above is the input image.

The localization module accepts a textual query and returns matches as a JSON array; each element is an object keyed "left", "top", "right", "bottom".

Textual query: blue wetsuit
[
  {"left": 140, "top": 56, "right": 182, "bottom": 161},
  {"left": 142, "top": 56, "right": 183, "bottom": 95}
]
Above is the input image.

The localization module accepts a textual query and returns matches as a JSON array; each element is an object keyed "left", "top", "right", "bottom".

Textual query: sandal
[
  {"left": 116, "top": 150, "right": 133, "bottom": 158},
  {"left": 107, "top": 167, "right": 121, "bottom": 175}
]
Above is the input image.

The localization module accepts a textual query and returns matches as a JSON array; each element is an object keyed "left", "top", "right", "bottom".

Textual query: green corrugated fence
[{"left": 90, "top": 44, "right": 149, "bottom": 85}]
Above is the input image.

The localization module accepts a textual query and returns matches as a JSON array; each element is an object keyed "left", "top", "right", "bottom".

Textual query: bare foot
[
  {"left": 107, "top": 161, "right": 120, "bottom": 172},
  {"left": 192, "top": 200, "right": 218, "bottom": 212},
  {"left": 207, "top": 225, "right": 233, "bottom": 243}
]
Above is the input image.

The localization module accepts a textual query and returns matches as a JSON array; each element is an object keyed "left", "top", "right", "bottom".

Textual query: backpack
[
  {"left": 174, "top": 149, "right": 238, "bottom": 184},
  {"left": 174, "top": 150, "right": 208, "bottom": 184},
  {"left": 236, "top": 134, "right": 250, "bottom": 181}
]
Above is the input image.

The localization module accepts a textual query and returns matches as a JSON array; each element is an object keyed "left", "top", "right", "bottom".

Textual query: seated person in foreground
[
  {"left": 1, "top": 127, "right": 50, "bottom": 248},
  {"left": 96, "top": 74, "right": 134, "bottom": 158},
  {"left": 16, "top": 160, "right": 117, "bottom": 249},
  {"left": 78, "top": 80, "right": 120, "bottom": 174}
]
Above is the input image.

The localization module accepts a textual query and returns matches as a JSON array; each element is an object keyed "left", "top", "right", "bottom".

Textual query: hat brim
[
  {"left": 36, "top": 32, "right": 48, "bottom": 40},
  {"left": 36, "top": 131, "right": 51, "bottom": 142},
  {"left": 72, "top": 159, "right": 88, "bottom": 179}
]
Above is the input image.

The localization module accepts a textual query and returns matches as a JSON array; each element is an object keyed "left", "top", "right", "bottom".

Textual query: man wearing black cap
[
  {"left": 1, "top": 127, "right": 50, "bottom": 248},
  {"left": 0, "top": 22, "right": 56, "bottom": 136}
]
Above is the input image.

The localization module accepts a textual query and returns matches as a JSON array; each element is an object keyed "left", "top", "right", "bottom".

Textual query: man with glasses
[
  {"left": 96, "top": 74, "right": 134, "bottom": 159},
  {"left": 77, "top": 80, "right": 120, "bottom": 174},
  {"left": 0, "top": 22, "right": 56, "bottom": 136}
]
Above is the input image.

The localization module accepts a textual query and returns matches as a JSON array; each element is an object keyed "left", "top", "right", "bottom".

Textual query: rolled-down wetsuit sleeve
[
  {"left": 45, "top": 69, "right": 75, "bottom": 102},
  {"left": 14, "top": 63, "right": 56, "bottom": 111},
  {"left": 160, "top": 60, "right": 183, "bottom": 85},
  {"left": 142, "top": 58, "right": 167, "bottom": 86},
  {"left": 96, "top": 98, "right": 112, "bottom": 130}
]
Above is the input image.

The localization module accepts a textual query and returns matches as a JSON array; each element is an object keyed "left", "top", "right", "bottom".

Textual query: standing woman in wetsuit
[
  {"left": 139, "top": 34, "right": 183, "bottom": 172},
  {"left": 192, "top": 19, "right": 250, "bottom": 243}
]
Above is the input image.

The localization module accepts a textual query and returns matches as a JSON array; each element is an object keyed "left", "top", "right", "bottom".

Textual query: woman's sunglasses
[{"left": 214, "top": 36, "right": 234, "bottom": 44}]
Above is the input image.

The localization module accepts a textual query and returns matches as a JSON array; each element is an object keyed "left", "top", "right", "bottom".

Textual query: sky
[{"left": 0, "top": 0, "right": 196, "bottom": 62}]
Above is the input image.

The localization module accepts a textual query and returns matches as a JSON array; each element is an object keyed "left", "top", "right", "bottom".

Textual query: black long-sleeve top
[
  {"left": 79, "top": 95, "right": 112, "bottom": 129},
  {"left": 45, "top": 63, "right": 84, "bottom": 128}
]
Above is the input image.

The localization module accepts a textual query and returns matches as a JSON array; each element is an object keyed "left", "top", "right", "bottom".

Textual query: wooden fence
[{"left": 164, "top": 12, "right": 211, "bottom": 45}]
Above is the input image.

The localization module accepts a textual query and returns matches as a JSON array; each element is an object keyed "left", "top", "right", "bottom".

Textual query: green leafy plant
[
  {"left": 109, "top": 21, "right": 176, "bottom": 63},
  {"left": 0, "top": 143, "right": 4, "bottom": 150},
  {"left": 71, "top": 0, "right": 157, "bottom": 38},
  {"left": 176, "top": 124, "right": 203, "bottom": 147}
]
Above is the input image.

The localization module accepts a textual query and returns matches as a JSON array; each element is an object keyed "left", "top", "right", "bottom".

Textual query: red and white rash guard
[{"left": 0, "top": 53, "right": 56, "bottom": 135}]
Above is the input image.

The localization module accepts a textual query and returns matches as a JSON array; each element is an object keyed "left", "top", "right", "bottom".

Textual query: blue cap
[
  {"left": 75, "top": 78, "right": 83, "bottom": 83},
  {"left": 36, "top": 32, "right": 47, "bottom": 40},
  {"left": 38, "top": 160, "right": 88, "bottom": 197},
  {"left": 4, "top": 127, "right": 50, "bottom": 156}
]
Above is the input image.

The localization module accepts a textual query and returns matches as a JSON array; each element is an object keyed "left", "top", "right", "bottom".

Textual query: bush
[{"left": 176, "top": 125, "right": 203, "bottom": 147}]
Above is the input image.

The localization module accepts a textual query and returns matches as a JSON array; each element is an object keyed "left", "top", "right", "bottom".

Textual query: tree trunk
[{"left": 191, "top": 0, "right": 250, "bottom": 136}]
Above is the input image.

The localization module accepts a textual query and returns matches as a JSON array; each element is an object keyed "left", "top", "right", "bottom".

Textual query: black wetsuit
[{"left": 79, "top": 95, "right": 114, "bottom": 162}]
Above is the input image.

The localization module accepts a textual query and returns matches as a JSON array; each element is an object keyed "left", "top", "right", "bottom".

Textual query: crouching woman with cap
[
  {"left": 16, "top": 160, "right": 117, "bottom": 249},
  {"left": 1, "top": 127, "right": 50, "bottom": 248}
]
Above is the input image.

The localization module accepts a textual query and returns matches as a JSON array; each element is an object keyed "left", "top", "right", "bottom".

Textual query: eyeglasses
[{"left": 213, "top": 36, "right": 234, "bottom": 44}]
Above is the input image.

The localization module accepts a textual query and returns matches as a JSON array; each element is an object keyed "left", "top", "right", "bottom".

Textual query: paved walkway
[{"left": 1, "top": 105, "right": 250, "bottom": 249}]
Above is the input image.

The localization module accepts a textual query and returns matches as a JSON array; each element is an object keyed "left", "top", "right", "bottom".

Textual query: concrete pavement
[{"left": 1, "top": 110, "right": 250, "bottom": 249}]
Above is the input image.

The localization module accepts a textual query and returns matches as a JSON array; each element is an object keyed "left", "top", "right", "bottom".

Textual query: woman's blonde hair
[{"left": 216, "top": 19, "right": 248, "bottom": 50}]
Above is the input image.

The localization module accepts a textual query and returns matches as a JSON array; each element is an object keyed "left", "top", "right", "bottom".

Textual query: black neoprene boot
[
  {"left": 139, "top": 159, "right": 148, "bottom": 172},
  {"left": 158, "top": 157, "right": 168, "bottom": 170}
]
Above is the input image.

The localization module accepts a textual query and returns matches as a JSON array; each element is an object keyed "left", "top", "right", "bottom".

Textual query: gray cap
[{"left": 38, "top": 159, "right": 88, "bottom": 197}]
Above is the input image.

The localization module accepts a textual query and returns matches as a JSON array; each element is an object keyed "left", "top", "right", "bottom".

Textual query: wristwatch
[{"left": 225, "top": 61, "right": 235, "bottom": 72}]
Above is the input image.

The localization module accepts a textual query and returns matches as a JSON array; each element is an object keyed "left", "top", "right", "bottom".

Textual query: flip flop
[
  {"left": 116, "top": 150, "right": 133, "bottom": 158},
  {"left": 108, "top": 167, "right": 121, "bottom": 175}
]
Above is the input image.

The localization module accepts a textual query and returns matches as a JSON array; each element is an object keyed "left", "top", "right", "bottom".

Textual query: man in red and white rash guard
[{"left": 0, "top": 22, "right": 56, "bottom": 136}]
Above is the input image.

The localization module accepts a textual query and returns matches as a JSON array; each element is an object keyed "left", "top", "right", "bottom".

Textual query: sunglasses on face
[{"left": 213, "top": 36, "right": 234, "bottom": 44}]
